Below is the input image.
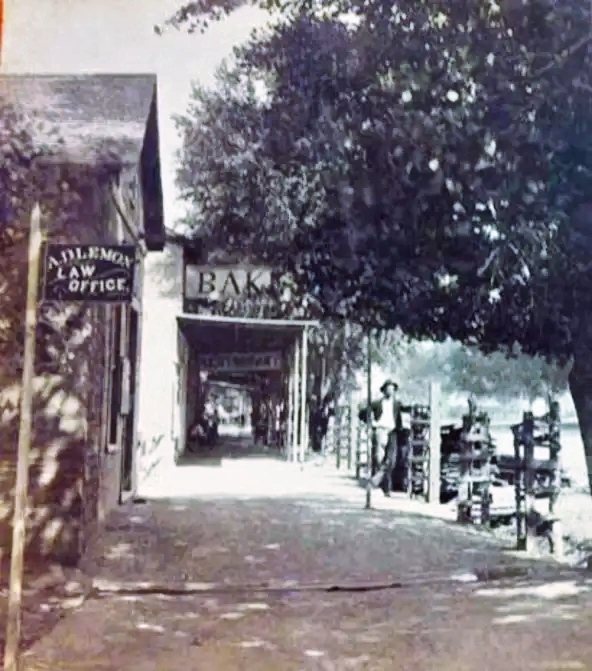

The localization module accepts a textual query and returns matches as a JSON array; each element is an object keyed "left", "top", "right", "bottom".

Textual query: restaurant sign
[
  {"left": 199, "top": 351, "right": 283, "bottom": 372},
  {"left": 43, "top": 244, "right": 136, "bottom": 302}
]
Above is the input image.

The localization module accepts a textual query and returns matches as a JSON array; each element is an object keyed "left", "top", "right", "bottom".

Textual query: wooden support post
[
  {"left": 427, "top": 382, "right": 441, "bottom": 504},
  {"left": 287, "top": 354, "right": 294, "bottom": 460},
  {"left": 292, "top": 340, "right": 300, "bottom": 463},
  {"left": 266, "top": 395, "right": 273, "bottom": 448},
  {"left": 355, "top": 422, "right": 363, "bottom": 479},
  {"left": 336, "top": 415, "right": 341, "bottom": 470},
  {"left": 4, "top": 204, "right": 43, "bottom": 671},
  {"left": 523, "top": 412, "right": 535, "bottom": 551},
  {"left": 347, "top": 394, "right": 355, "bottom": 471},
  {"left": 299, "top": 328, "right": 309, "bottom": 464},
  {"left": 365, "top": 331, "right": 373, "bottom": 510},
  {"left": 514, "top": 417, "right": 528, "bottom": 552},
  {"left": 286, "top": 351, "right": 294, "bottom": 461}
]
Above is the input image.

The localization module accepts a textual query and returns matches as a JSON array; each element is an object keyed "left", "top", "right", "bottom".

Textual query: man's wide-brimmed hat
[{"left": 380, "top": 379, "right": 398, "bottom": 393}]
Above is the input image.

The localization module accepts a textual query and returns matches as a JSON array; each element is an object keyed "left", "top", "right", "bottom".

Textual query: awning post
[
  {"left": 299, "top": 327, "right": 309, "bottom": 464},
  {"left": 292, "top": 339, "right": 301, "bottom": 463},
  {"left": 284, "top": 361, "right": 289, "bottom": 457},
  {"left": 365, "top": 330, "right": 373, "bottom": 510}
]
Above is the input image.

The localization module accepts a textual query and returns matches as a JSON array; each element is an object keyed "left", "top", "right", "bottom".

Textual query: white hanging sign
[
  {"left": 184, "top": 265, "right": 272, "bottom": 300},
  {"left": 199, "top": 351, "right": 282, "bottom": 372}
]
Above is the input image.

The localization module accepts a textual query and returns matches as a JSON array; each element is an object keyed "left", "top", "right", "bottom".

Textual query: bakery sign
[
  {"left": 184, "top": 264, "right": 272, "bottom": 301},
  {"left": 43, "top": 244, "right": 136, "bottom": 302},
  {"left": 199, "top": 351, "right": 283, "bottom": 372}
]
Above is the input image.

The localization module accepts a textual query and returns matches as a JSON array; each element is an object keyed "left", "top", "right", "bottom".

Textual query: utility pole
[
  {"left": 4, "top": 203, "right": 43, "bottom": 671},
  {"left": 365, "top": 329, "right": 373, "bottom": 510},
  {"left": 427, "top": 382, "right": 441, "bottom": 504}
]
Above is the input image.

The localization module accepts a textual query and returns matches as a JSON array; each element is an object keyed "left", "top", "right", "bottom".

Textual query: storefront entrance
[{"left": 172, "top": 314, "right": 317, "bottom": 462}]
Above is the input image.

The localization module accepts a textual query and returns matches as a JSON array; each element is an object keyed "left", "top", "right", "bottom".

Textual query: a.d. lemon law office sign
[{"left": 43, "top": 244, "right": 136, "bottom": 302}]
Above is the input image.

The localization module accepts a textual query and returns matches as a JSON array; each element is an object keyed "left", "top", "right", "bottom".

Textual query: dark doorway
[
  {"left": 121, "top": 307, "right": 139, "bottom": 495},
  {"left": 108, "top": 306, "right": 122, "bottom": 447}
]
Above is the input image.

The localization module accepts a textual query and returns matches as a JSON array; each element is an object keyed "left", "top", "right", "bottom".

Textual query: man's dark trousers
[
  {"left": 376, "top": 429, "right": 411, "bottom": 493},
  {"left": 377, "top": 430, "right": 398, "bottom": 494}
]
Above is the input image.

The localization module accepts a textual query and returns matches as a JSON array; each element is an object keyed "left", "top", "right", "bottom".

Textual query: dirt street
[{"left": 19, "top": 457, "right": 592, "bottom": 670}]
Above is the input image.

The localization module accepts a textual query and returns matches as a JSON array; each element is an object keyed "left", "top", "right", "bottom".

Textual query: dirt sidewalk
[{"left": 18, "top": 461, "right": 592, "bottom": 670}]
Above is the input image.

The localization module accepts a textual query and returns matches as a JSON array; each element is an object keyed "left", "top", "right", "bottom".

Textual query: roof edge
[
  {"left": 177, "top": 313, "right": 319, "bottom": 328},
  {"left": 140, "top": 82, "right": 165, "bottom": 252}
]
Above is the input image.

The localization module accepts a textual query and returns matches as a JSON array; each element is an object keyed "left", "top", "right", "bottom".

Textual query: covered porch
[{"left": 174, "top": 313, "right": 318, "bottom": 463}]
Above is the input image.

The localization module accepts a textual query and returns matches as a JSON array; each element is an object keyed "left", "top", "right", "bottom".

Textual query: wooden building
[{"left": 0, "top": 74, "right": 164, "bottom": 565}]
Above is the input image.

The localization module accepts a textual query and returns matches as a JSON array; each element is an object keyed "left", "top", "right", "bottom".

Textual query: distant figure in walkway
[
  {"left": 251, "top": 381, "right": 269, "bottom": 446},
  {"left": 188, "top": 394, "right": 219, "bottom": 450},
  {"left": 251, "top": 401, "right": 263, "bottom": 444},
  {"left": 311, "top": 392, "right": 336, "bottom": 453},
  {"left": 360, "top": 380, "right": 410, "bottom": 496}
]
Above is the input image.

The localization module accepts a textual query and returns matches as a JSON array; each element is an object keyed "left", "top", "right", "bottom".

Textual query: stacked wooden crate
[
  {"left": 333, "top": 405, "right": 353, "bottom": 469},
  {"left": 439, "top": 401, "right": 496, "bottom": 524},
  {"left": 440, "top": 425, "right": 464, "bottom": 503},
  {"left": 499, "top": 402, "right": 562, "bottom": 552},
  {"left": 407, "top": 405, "right": 431, "bottom": 499},
  {"left": 455, "top": 406, "right": 495, "bottom": 525},
  {"left": 355, "top": 421, "right": 365, "bottom": 478},
  {"left": 355, "top": 423, "right": 378, "bottom": 479}
]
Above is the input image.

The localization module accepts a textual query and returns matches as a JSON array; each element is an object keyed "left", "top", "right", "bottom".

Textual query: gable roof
[{"left": 0, "top": 73, "right": 165, "bottom": 251}]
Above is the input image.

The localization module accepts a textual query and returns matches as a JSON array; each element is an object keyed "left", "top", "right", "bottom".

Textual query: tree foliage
[
  {"left": 0, "top": 99, "right": 43, "bottom": 375},
  {"left": 174, "top": 2, "right": 592, "bottom": 352},
  {"left": 0, "top": 99, "right": 115, "bottom": 561},
  {"left": 0, "top": 100, "right": 88, "bottom": 379},
  {"left": 377, "top": 336, "right": 569, "bottom": 406},
  {"left": 436, "top": 342, "right": 569, "bottom": 403},
  {"left": 172, "top": 0, "right": 592, "bottom": 490}
]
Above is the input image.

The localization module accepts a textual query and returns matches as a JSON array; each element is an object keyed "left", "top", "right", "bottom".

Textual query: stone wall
[{"left": 0, "top": 165, "right": 124, "bottom": 566}]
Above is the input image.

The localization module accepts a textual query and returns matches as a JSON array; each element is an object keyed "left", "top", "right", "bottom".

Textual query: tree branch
[{"left": 533, "top": 33, "right": 592, "bottom": 77}]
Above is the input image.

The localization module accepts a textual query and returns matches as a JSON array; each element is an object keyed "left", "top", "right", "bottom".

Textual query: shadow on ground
[
  {"left": 22, "top": 552, "right": 592, "bottom": 671},
  {"left": 0, "top": 559, "right": 87, "bottom": 659},
  {"left": 86, "top": 493, "right": 576, "bottom": 596},
  {"left": 19, "top": 461, "right": 592, "bottom": 671}
]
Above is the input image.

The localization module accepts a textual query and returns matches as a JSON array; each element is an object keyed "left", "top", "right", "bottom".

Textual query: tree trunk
[{"left": 568, "top": 353, "right": 592, "bottom": 494}]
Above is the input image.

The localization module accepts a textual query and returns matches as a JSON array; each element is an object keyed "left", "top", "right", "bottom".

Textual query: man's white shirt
[{"left": 376, "top": 397, "right": 396, "bottom": 432}]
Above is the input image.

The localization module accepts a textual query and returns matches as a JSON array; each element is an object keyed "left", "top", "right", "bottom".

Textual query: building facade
[{"left": 0, "top": 74, "right": 164, "bottom": 565}]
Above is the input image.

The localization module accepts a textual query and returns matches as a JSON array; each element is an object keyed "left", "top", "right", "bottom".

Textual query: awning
[
  {"left": 176, "top": 313, "right": 318, "bottom": 356},
  {"left": 176, "top": 313, "right": 313, "bottom": 462}
]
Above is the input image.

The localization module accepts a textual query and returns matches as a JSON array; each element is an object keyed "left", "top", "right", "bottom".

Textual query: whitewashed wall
[{"left": 137, "top": 247, "right": 183, "bottom": 455}]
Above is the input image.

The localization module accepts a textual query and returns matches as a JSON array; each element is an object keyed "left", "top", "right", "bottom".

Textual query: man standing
[
  {"left": 364, "top": 380, "right": 409, "bottom": 496},
  {"left": 373, "top": 380, "right": 397, "bottom": 496}
]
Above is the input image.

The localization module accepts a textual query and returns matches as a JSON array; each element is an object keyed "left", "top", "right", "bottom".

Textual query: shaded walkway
[{"left": 176, "top": 435, "right": 286, "bottom": 467}]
